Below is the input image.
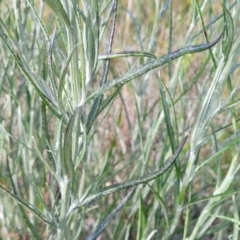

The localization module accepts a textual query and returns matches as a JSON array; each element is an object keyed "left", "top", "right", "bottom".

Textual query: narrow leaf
[
  {"left": 137, "top": 193, "right": 147, "bottom": 240},
  {"left": 85, "top": 31, "right": 224, "bottom": 103},
  {"left": 76, "top": 136, "right": 188, "bottom": 208},
  {"left": 0, "top": 184, "right": 55, "bottom": 226},
  {"left": 44, "top": 0, "right": 71, "bottom": 28},
  {"left": 6, "top": 158, "right": 42, "bottom": 240},
  {"left": 63, "top": 109, "right": 78, "bottom": 178},
  {"left": 99, "top": 51, "right": 156, "bottom": 60},
  {"left": 210, "top": 214, "right": 240, "bottom": 225},
  {"left": 74, "top": 120, "right": 87, "bottom": 169},
  {"left": 86, "top": 189, "right": 135, "bottom": 240},
  {"left": 0, "top": 24, "right": 61, "bottom": 118},
  {"left": 222, "top": 5, "right": 234, "bottom": 61}
]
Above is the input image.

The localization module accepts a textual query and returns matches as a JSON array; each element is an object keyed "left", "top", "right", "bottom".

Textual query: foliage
[{"left": 0, "top": 0, "right": 240, "bottom": 239}]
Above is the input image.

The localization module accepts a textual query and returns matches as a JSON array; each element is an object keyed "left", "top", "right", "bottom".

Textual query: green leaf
[
  {"left": 74, "top": 120, "right": 86, "bottom": 169},
  {"left": 97, "top": 86, "right": 122, "bottom": 119},
  {"left": 32, "top": 137, "right": 60, "bottom": 181},
  {"left": 158, "top": 78, "right": 175, "bottom": 150},
  {"left": 85, "top": 31, "right": 224, "bottom": 103},
  {"left": 210, "top": 214, "right": 240, "bottom": 225},
  {"left": 58, "top": 43, "right": 80, "bottom": 123},
  {"left": 99, "top": 51, "right": 156, "bottom": 60},
  {"left": 222, "top": 5, "right": 234, "bottom": 61},
  {"left": 26, "top": 0, "right": 49, "bottom": 39},
  {"left": 44, "top": 0, "right": 71, "bottom": 28},
  {"left": 158, "top": 77, "right": 182, "bottom": 179},
  {"left": 86, "top": 189, "right": 135, "bottom": 240},
  {"left": 42, "top": 103, "right": 56, "bottom": 171},
  {"left": 0, "top": 184, "right": 55, "bottom": 226},
  {"left": 6, "top": 158, "right": 42, "bottom": 240},
  {"left": 74, "top": 136, "right": 188, "bottom": 208},
  {"left": 0, "top": 24, "right": 61, "bottom": 118},
  {"left": 63, "top": 109, "right": 77, "bottom": 178},
  {"left": 147, "top": 184, "right": 169, "bottom": 230},
  {"left": 137, "top": 194, "right": 147, "bottom": 240},
  {"left": 191, "top": 34, "right": 240, "bottom": 149},
  {"left": 197, "top": 136, "right": 240, "bottom": 171}
]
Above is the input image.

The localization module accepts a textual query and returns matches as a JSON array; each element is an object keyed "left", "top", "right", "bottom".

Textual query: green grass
[{"left": 0, "top": 0, "right": 240, "bottom": 239}]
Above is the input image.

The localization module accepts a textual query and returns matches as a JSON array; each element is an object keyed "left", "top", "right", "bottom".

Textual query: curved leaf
[
  {"left": 85, "top": 31, "right": 224, "bottom": 103},
  {"left": 75, "top": 136, "right": 188, "bottom": 208}
]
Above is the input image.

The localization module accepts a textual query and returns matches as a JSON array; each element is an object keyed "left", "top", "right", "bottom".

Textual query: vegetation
[{"left": 0, "top": 0, "right": 240, "bottom": 239}]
